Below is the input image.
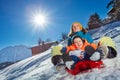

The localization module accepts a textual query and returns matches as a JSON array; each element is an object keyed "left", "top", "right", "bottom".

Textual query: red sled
[{"left": 66, "top": 60, "right": 104, "bottom": 75}]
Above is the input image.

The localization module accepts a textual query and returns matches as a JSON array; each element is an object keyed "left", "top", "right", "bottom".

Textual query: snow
[
  {"left": 0, "top": 21, "right": 120, "bottom": 80},
  {"left": 0, "top": 45, "right": 32, "bottom": 63},
  {"left": 89, "top": 21, "right": 120, "bottom": 40}
]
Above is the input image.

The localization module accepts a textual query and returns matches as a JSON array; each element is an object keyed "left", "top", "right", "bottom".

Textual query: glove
[
  {"left": 69, "top": 50, "right": 84, "bottom": 60},
  {"left": 85, "top": 46, "right": 95, "bottom": 56},
  {"left": 60, "top": 47, "right": 67, "bottom": 54},
  {"left": 69, "top": 50, "right": 84, "bottom": 56}
]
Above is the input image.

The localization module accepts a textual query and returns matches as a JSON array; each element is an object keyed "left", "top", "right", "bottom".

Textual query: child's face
[
  {"left": 73, "top": 37, "right": 83, "bottom": 49},
  {"left": 72, "top": 23, "right": 81, "bottom": 32}
]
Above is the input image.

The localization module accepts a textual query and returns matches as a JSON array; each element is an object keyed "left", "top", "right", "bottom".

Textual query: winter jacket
[
  {"left": 67, "top": 31, "right": 93, "bottom": 46},
  {"left": 66, "top": 40, "right": 97, "bottom": 54}
]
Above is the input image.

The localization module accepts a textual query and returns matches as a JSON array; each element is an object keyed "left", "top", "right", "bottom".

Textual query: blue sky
[{"left": 0, "top": 0, "right": 110, "bottom": 49}]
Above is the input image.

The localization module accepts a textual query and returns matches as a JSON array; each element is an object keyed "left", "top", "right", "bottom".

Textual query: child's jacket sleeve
[
  {"left": 81, "top": 40, "right": 97, "bottom": 51},
  {"left": 90, "top": 43, "right": 97, "bottom": 50},
  {"left": 66, "top": 44, "right": 76, "bottom": 54}
]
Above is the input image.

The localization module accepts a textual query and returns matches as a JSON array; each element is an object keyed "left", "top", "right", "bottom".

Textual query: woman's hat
[{"left": 68, "top": 22, "right": 83, "bottom": 36}]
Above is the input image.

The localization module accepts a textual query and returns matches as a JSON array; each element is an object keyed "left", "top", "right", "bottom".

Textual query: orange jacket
[{"left": 66, "top": 40, "right": 97, "bottom": 54}]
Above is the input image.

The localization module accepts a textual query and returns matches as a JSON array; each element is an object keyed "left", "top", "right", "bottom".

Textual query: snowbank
[{"left": 0, "top": 45, "right": 32, "bottom": 63}]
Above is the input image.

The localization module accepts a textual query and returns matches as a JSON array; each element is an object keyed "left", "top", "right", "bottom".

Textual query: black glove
[{"left": 85, "top": 46, "right": 95, "bottom": 56}]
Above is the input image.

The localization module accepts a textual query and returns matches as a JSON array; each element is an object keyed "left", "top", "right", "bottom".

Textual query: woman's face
[
  {"left": 73, "top": 37, "right": 83, "bottom": 49},
  {"left": 72, "top": 23, "right": 81, "bottom": 32}
]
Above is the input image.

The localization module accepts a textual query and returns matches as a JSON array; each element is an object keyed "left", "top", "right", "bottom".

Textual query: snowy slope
[
  {"left": 89, "top": 21, "right": 120, "bottom": 40},
  {"left": 0, "top": 45, "right": 32, "bottom": 63},
  {"left": 0, "top": 22, "right": 120, "bottom": 80}
]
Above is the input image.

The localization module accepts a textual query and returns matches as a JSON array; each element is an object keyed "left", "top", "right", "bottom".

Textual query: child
[
  {"left": 61, "top": 36, "right": 117, "bottom": 69},
  {"left": 51, "top": 35, "right": 96, "bottom": 71},
  {"left": 61, "top": 35, "right": 97, "bottom": 69}
]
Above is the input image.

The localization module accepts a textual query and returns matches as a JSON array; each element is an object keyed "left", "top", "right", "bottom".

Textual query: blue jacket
[{"left": 67, "top": 31, "right": 93, "bottom": 46}]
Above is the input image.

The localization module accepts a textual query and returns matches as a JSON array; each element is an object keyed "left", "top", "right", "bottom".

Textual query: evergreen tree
[
  {"left": 87, "top": 13, "right": 102, "bottom": 30},
  {"left": 116, "top": 11, "right": 120, "bottom": 20},
  {"left": 106, "top": 0, "right": 120, "bottom": 21},
  {"left": 61, "top": 32, "right": 67, "bottom": 40},
  {"left": 107, "top": 0, "right": 114, "bottom": 9},
  {"left": 107, "top": 0, "right": 120, "bottom": 9},
  {"left": 46, "top": 38, "right": 51, "bottom": 42},
  {"left": 38, "top": 37, "right": 42, "bottom": 45}
]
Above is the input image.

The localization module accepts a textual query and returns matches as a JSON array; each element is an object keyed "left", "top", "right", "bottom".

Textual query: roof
[{"left": 31, "top": 41, "right": 58, "bottom": 56}]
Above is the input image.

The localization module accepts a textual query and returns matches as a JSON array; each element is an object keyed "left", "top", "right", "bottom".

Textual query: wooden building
[{"left": 31, "top": 41, "right": 58, "bottom": 56}]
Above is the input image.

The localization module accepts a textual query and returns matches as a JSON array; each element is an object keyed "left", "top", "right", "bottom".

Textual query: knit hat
[
  {"left": 71, "top": 35, "right": 84, "bottom": 44},
  {"left": 72, "top": 22, "right": 83, "bottom": 31},
  {"left": 68, "top": 22, "right": 83, "bottom": 36}
]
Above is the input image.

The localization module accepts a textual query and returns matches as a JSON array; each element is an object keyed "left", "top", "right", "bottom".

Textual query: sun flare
[
  {"left": 33, "top": 14, "right": 46, "bottom": 26},
  {"left": 28, "top": 8, "right": 52, "bottom": 31}
]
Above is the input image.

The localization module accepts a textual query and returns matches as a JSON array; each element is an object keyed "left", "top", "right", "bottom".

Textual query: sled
[{"left": 66, "top": 60, "right": 104, "bottom": 75}]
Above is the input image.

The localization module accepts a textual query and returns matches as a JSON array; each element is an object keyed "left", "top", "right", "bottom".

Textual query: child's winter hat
[{"left": 71, "top": 35, "right": 84, "bottom": 44}]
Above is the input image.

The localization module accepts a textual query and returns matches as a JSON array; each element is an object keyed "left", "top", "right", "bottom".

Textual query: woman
[{"left": 67, "top": 22, "right": 93, "bottom": 46}]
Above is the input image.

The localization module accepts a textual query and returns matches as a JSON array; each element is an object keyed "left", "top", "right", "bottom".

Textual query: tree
[
  {"left": 87, "top": 13, "right": 102, "bottom": 30},
  {"left": 116, "top": 11, "right": 120, "bottom": 20},
  {"left": 46, "top": 38, "right": 51, "bottom": 42},
  {"left": 38, "top": 37, "right": 42, "bottom": 45},
  {"left": 107, "top": 0, "right": 114, "bottom": 9},
  {"left": 106, "top": 0, "right": 120, "bottom": 21},
  {"left": 61, "top": 32, "right": 67, "bottom": 40},
  {"left": 107, "top": 0, "right": 120, "bottom": 9}
]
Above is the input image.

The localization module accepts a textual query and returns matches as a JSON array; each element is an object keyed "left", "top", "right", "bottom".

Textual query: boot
[{"left": 90, "top": 44, "right": 108, "bottom": 61}]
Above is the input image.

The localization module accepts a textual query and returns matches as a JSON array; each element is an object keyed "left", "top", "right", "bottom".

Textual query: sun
[
  {"left": 33, "top": 14, "right": 46, "bottom": 27},
  {"left": 27, "top": 8, "right": 51, "bottom": 31}
]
